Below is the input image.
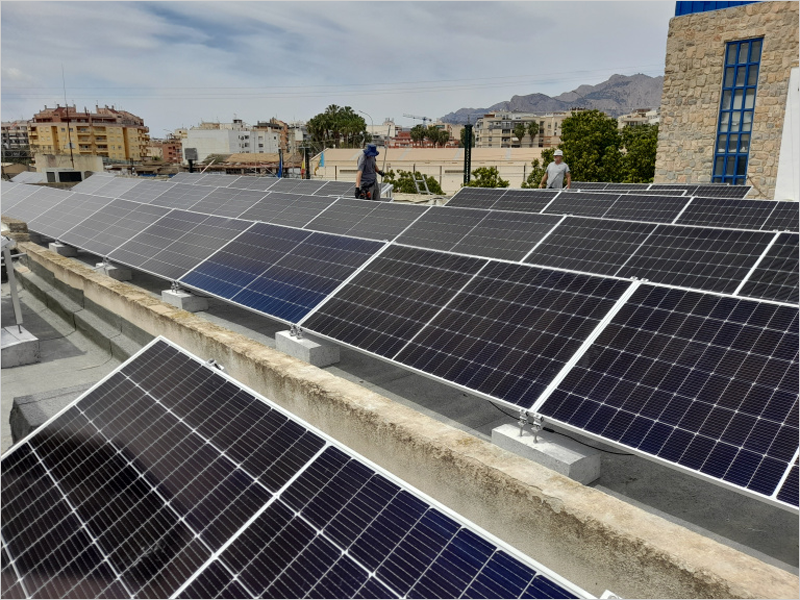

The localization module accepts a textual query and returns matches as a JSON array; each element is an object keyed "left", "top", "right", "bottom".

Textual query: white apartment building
[
  {"left": 474, "top": 111, "right": 576, "bottom": 148},
  {"left": 182, "top": 120, "right": 280, "bottom": 162}
]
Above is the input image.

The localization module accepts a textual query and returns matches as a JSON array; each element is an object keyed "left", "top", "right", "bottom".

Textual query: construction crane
[{"left": 403, "top": 113, "right": 433, "bottom": 127}]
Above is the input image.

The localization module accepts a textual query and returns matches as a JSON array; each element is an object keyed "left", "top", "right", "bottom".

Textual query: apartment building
[
  {"left": 28, "top": 105, "right": 150, "bottom": 163},
  {"left": 474, "top": 111, "right": 577, "bottom": 148},
  {"left": 618, "top": 108, "right": 660, "bottom": 128},
  {"left": 1, "top": 121, "right": 30, "bottom": 158},
  {"left": 183, "top": 119, "right": 281, "bottom": 162}
]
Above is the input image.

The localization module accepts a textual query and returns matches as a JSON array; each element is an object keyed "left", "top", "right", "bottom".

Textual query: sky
[{"left": 1, "top": 1, "right": 675, "bottom": 136}]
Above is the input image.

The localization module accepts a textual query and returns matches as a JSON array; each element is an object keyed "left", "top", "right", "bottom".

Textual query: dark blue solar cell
[
  {"left": 307, "top": 556, "right": 370, "bottom": 599},
  {"left": 700, "top": 443, "right": 739, "bottom": 478},
  {"left": 522, "top": 575, "right": 577, "bottom": 599},
  {"left": 776, "top": 462, "right": 799, "bottom": 506},
  {"left": 639, "top": 422, "right": 673, "bottom": 455},
  {"left": 376, "top": 509, "right": 460, "bottom": 595},
  {"left": 298, "top": 459, "right": 375, "bottom": 530},
  {"left": 355, "top": 576, "right": 397, "bottom": 599},
  {"left": 748, "top": 456, "right": 788, "bottom": 495},
  {"left": 282, "top": 446, "right": 350, "bottom": 511},
  {"left": 409, "top": 529, "right": 495, "bottom": 598},
  {"left": 658, "top": 428, "right": 694, "bottom": 462},
  {"left": 350, "top": 490, "right": 428, "bottom": 570},
  {"left": 463, "top": 550, "right": 539, "bottom": 598},
  {"left": 265, "top": 535, "right": 342, "bottom": 599},
  {"left": 678, "top": 435, "right": 716, "bottom": 471},
  {"left": 723, "top": 449, "right": 762, "bottom": 488},
  {"left": 326, "top": 475, "right": 400, "bottom": 549}
]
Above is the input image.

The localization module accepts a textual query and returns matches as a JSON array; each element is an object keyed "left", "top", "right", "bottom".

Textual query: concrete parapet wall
[{"left": 18, "top": 241, "right": 799, "bottom": 599}]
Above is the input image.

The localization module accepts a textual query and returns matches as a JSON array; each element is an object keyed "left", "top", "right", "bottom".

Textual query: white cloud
[{"left": 1, "top": 1, "right": 674, "bottom": 133}]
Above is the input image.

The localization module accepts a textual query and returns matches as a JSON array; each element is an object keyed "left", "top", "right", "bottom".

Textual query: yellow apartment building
[{"left": 28, "top": 104, "right": 150, "bottom": 163}]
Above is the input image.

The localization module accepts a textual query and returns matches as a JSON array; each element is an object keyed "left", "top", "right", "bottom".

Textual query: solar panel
[
  {"left": 301, "top": 198, "right": 371, "bottom": 236},
  {"left": 762, "top": 201, "right": 799, "bottom": 232},
  {"left": 168, "top": 172, "right": 203, "bottom": 184},
  {"left": 395, "top": 206, "right": 486, "bottom": 252},
  {"left": 536, "top": 285, "right": 798, "bottom": 509},
  {"left": 491, "top": 189, "right": 560, "bottom": 213},
  {"left": 187, "top": 187, "right": 267, "bottom": 218},
  {"left": 119, "top": 179, "right": 175, "bottom": 203},
  {"left": 451, "top": 211, "right": 562, "bottom": 262},
  {"left": 194, "top": 173, "right": 237, "bottom": 187},
  {"left": 103, "top": 209, "right": 251, "bottom": 279},
  {"left": 777, "top": 458, "right": 799, "bottom": 506},
  {"left": 446, "top": 188, "right": 504, "bottom": 210},
  {"left": 603, "top": 194, "right": 688, "bottom": 223},
  {"left": 10, "top": 171, "right": 45, "bottom": 184},
  {"left": 2, "top": 186, "right": 73, "bottom": 224},
  {"left": 525, "top": 217, "right": 658, "bottom": 276},
  {"left": 693, "top": 184, "right": 751, "bottom": 199},
  {"left": 226, "top": 176, "right": 278, "bottom": 192},
  {"left": 264, "top": 178, "right": 323, "bottom": 194},
  {"left": 59, "top": 199, "right": 171, "bottom": 257},
  {"left": 348, "top": 202, "right": 429, "bottom": 241},
  {"left": 27, "top": 193, "right": 114, "bottom": 241},
  {"left": 268, "top": 194, "right": 338, "bottom": 228},
  {"left": 150, "top": 182, "right": 216, "bottom": 209},
  {"left": 1, "top": 337, "right": 587, "bottom": 599},
  {"left": 179, "top": 223, "right": 383, "bottom": 323},
  {"left": 314, "top": 180, "right": 358, "bottom": 197},
  {"left": 569, "top": 182, "right": 607, "bottom": 191},
  {"left": 617, "top": 225, "right": 775, "bottom": 294},
  {"left": 68, "top": 172, "right": 115, "bottom": 194},
  {"left": 602, "top": 183, "right": 650, "bottom": 192},
  {"left": 0, "top": 181, "right": 40, "bottom": 212},
  {"left": 675, "top": 197, "right": 777, "bottom": 229},
  {"left": 544, "top": 191, "right": 620, "bottom": 218},
  {"left": 739, "top": 233, "right": 799, "bottom": 304},
  {"left": 301, "top": 246, "right": 487, "bottom": 358},
  {"left": 393, "top": 263, "right": 632, "bottom": 408},
  {"left": 90, "top": 177, "right": 143, "bottom": 199}
]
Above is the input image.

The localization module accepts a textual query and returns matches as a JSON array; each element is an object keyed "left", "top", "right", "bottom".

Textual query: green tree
[
  {"left": 527, "top": 121, "right": 540, "bottom": 147},
  {"left": 459, "top": 126, "right": 476, "bottom": 148},
  {"left": 559, "top": 109, "right": 622, "bottom": 182},
  {"left": 306, "top": 105, "right": 366, "bottom": 148},
  {"left": 520, "top": 149, "right": 555, "bottom": 188},
  {"left": 426, "top": 126, "right": 450, "bottom": 147},
  {"left": 466, "top": 166, "right": 509, "bottom": 188},
  {"left": 384, "top": 169, "right": 444, "bottom": 194},
  {"left": 513, "top": 123, "right": 527, "bottom": 147},
  {"left": 620, "top": 123, "right": 659, "bottom": 183},
  {"left": 410, "top": 125, "right": 427, "bottom": 147}
]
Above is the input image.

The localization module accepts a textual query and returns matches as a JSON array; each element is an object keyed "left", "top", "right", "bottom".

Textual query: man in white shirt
[{"left": 540, "top": 149, "right": 571, "bottom": 189}]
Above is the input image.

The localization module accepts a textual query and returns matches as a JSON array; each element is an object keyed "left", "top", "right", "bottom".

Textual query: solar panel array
[
  {"left": 2, "top": 175, "right": 797, "bottom": 510},
  {"left": 1, "top": 337, "right": 588, "bottom": 600}
]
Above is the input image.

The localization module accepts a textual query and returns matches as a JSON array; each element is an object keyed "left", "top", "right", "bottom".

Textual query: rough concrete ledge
[{"left": 17, "top": 241, "right": 799, "bottom": 600}]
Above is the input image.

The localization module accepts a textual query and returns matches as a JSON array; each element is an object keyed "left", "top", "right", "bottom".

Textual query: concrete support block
[
  {"left": 1, "top": 326, "right": 41, "bottom": 368},
  {"left": 161, "top": 289, "right": 208, "bottom": 312},
  {"left": 276, "top": 330, "right": 340, "bottom": 367},
  {"left": 10, "top": 383, "right": 93, "bottom": 443},
  {"left": 48, "top": 242, "right": 77, "bottom": 257},
  {"left": 94, "top": 262, "right": 132, "bottom": 281},
  {"left": 492, "top": 423, "right": 601, "bottom": 485}
]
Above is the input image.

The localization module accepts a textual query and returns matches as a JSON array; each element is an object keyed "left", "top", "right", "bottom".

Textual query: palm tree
[
  {"left": 513, "top": 123, "right": 527, "bottom": 147},
  {"left": 528, "top": 121, "right": 540, "bottom": 147}
]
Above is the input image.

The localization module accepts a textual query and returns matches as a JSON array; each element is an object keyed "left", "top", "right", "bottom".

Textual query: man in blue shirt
[
  {"left": 355, "top": 144, "right": 385, "bottom": 200},
  {"left": 540, "top": 149, "right": 571, "bottom": 189}
]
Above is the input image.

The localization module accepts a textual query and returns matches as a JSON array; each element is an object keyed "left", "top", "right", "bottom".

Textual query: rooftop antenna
[{"left": 61, "top": 64, "right": 75, "bottom": 169}]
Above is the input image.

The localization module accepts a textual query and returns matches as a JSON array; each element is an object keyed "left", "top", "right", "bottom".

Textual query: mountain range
[{"left": 440, "top": 73, "right": 664, "bottom": 124}]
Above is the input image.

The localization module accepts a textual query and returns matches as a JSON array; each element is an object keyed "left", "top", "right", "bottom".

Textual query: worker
[
  {"left": 355, "top": 143, "right": 385, "bottom": 200},
  {"left": 540, "top": 149, "right": 571, "bottom": 190}
]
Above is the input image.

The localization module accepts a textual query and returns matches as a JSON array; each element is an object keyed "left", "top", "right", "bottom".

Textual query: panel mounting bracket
[
  {"left": 531, "top": 414, "right": 544, "bottom": 443},
  {"left": 206, "top": 358, "right": 225, "bottom": 372},
  {"left": 518, "top": 409, "right": 528, "bottom": 437}
]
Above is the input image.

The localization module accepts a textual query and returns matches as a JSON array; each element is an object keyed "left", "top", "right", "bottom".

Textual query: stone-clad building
[{"left": 655, "top": 1, "right": 799, "bottom": 200}]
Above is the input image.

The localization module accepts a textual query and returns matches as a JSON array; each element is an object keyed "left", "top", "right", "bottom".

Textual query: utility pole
[
  {"left": 62, "top": 65, "right": 75, "bottom": 169},
  {"left": 463, "top": 124, "right": 473, "bottom": 186}
]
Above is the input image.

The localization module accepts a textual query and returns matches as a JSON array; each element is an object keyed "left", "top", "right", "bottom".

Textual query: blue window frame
[{"left": 713, "top": 38, "right": 762, "bottom": 185}]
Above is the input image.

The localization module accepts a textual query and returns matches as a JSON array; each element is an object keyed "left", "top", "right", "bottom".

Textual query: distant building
[
  {"left": 183, "top": 119, "right": 281, "bottom": 163},
  {"left": 1, "top": 121, "right": 30, "bottom": 162},
  {"left": 474, "top": 111, "right": 580, "bottom": 149},
  {"left": 655, "top": 1, "right": 799, "bottom": 199},
  {"left": 148, "top": 136, "right": 183, "bottom": 164},
  {"left": 617, "top": 108, "right": 660, "bottom": 129},
  {"left": 28, "top": 105, "right": 150, "bottom": 164}
]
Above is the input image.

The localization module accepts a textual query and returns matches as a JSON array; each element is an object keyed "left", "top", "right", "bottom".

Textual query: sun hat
[
  {"left": 364, "top": 144, "right": 379, "bottom": 157},
  {"left": 554, "top": 149, "right": 563, "bottom": 156}
]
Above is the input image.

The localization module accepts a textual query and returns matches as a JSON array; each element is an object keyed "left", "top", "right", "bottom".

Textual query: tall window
[{"left": 713, "top": 38, "right": 762, "bottom": 185}]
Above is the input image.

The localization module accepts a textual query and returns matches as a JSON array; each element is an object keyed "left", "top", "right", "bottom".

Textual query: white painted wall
[{"left": 774, "top": 67, "right": 799, "bottom": 202}]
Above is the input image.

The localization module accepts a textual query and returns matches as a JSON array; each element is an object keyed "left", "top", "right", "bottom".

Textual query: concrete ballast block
[
  {"left": 1, "top": 326, "right": 41, "bottom": 368},
  {"left": 276, "top": 330, "right": 340, "bottom": 367},
  {"left": 48, "top": 242, "right": 78, "bottom": 257},
  {"left": 94, "top": 262, "right": 132, "bottom": 281},
  {"left": 492, "top": 423, "right": 601, "bottom": 485},
  {"left": 161, "top": 289, "right": 208, "bottom": 312}
]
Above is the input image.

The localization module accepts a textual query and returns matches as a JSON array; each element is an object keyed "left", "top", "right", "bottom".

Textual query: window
[{"left": 713, "top": 38, "right": 762, "bottom": 185}]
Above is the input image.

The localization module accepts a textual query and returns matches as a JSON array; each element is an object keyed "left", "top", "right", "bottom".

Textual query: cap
[
  {"left": 554, "top": 149, "right": 563, "bottom": 156},
  {"left": 364, "top": 144, "right": 379, "bottom": 157}
]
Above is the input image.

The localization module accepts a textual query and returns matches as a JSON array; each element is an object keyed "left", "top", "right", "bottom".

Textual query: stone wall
[{"left": 655, "top": 1, "right": 799, "bottom": 198}]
